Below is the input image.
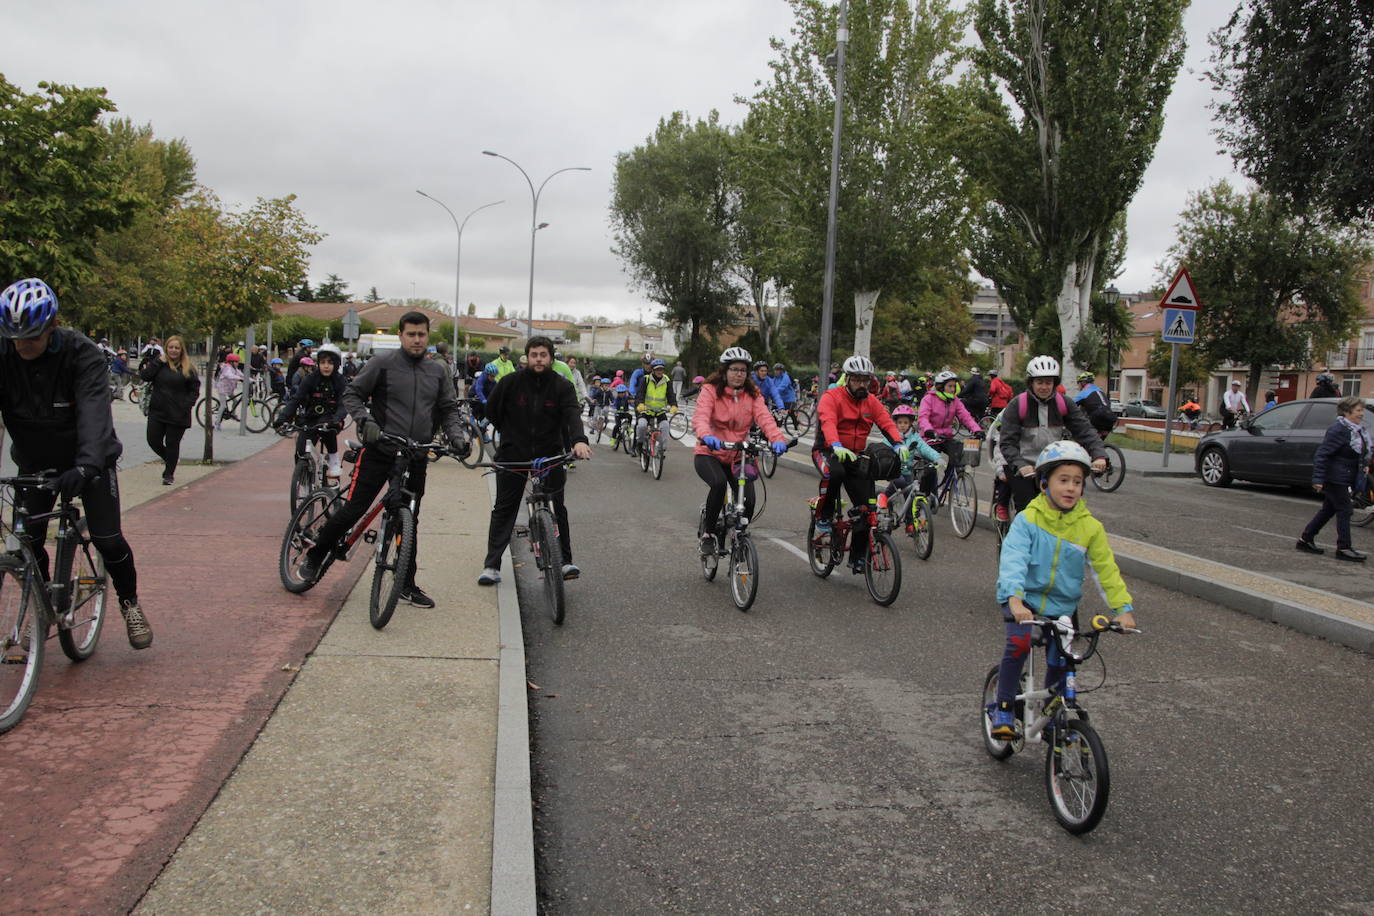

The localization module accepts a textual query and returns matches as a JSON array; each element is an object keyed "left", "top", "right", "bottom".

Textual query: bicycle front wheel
[
  {"left": 729, "top": 534, "right": 759, "bottom": 611},
  {"left": 1091, "top": 444, "right": 1126, "bottom": 493},
  {"left": 245, "top": 397, "right": 273, "bottom": 433},
  {"left": 532, "top": 507, "right": 566, "bottom": 625},
  {"left": 370, "top": 507, "right": 415, "bottom": 630},
  {"left": 650, "top": 434, "right": 665, "bottom": 479},
  {"left": 289, "top": 457, "right": 315, "bottom": 513},
  {"left": 699, "top": 506, "right": 719, "bottom": 581},
  {"left": 668, "top": 411, "right": 688, "bottom": 440},
  {"left": 279, "top": 492, "right": 334, "bottom": 593},
  {"left": 761, "top": 447, "right": 777, "bottom": 478},
  {"left": 1045, "top": 720, "right": 1111, "bottom": 834},
  {"left": 58, "top": 523, "right": 107, "bottom": 661},
  {"left": 460, "top": 421, "right": 485, "bottom": 468},
  {"left": 910, "top": 496, "right": 934, "bottom": 560},
  {"left": 863, "top": 530, "right": 901, "bottom": 606},
  {"left": 951, "top": 470, "right": 977, "bottom": 539},
  {"left": 806, "top": 516, "right": 836, "bottom": 578},
  {"left": 127, "top": 384, "right": 141, "bottom": 405},
  {"left": 980, "top": 666, "right": 1016, "bottom": 761},
  {"left": 0, "top": 567, "right": 44, "bottom": 735}
]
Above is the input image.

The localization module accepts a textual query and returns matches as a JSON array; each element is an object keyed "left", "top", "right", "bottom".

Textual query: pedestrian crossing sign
[{"left": 1161, "top": 307, "right": 1196, "bottom": 344}]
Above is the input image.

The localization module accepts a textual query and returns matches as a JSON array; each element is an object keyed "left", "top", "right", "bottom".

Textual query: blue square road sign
[{"left": 1161, "top": 307, "right": 1196, "bottom": 344}]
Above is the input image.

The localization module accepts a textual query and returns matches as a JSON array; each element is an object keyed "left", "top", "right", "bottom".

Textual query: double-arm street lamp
[
  {"left": 481, "top": 150, "right": 591, "bottom": 337},
  {"left": 416, "top": 191, "right": 503, "bottom": 353}
]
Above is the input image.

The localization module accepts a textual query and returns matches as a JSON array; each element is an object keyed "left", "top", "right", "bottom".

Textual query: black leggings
[
  {"left": 695, "top": 455, "right": 757, "bottom": 533},
  {"left": 19, "top": 468, "right": 138, "bottom": 604},
  {"left": 146, "top": 419, "right": 189, "bottom": 478}
]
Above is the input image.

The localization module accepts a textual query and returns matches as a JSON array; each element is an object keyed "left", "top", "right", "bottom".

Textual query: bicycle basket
[
  {"left": 857, "top": 443, "right": 902, "bottom": 480},
  {"left": 960, "top": 438, "right": 981, "bottom": 468}
]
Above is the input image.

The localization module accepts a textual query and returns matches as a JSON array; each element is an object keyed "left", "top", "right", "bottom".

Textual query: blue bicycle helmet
[
  {"left": 615, "top": 384, "right": 628, "bottom": 393},
  {"left": 0, "top": 279, "right": 59, "bottom": 339},
  {"left": 298, "top": 338, "right": 315, "bottom": 347},
  {"left": 270, "top": 357, "right": 284, "bottom": 366},
  {"left": 650, "top": 358, "right": 666, "bottom": 368},
  {"left": 484, "top": 362, "right": 499, "bottom": 375}
]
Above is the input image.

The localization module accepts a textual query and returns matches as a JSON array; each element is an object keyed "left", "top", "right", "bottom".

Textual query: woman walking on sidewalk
[
  {"left": 140, "top": 335, "right": 200, "bottom": 485},
  {"left": 1297, "top": 396, "right": 1370, "bottom": 561}
]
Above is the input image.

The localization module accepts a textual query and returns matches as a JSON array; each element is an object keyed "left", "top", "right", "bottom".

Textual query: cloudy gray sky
[{"left": 11, "top": 0, "right": 1242, "bottom": 321}]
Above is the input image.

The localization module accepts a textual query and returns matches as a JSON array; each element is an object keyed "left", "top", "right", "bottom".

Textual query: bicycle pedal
[
  {"left": 363, "top": 529, "right": 379, "bottom": 544},
  {"left": 514, "top": 525, "right": 529, "bottom": 538}
]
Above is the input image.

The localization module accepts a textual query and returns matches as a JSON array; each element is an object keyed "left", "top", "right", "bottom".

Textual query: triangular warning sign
[{"left": 1159, "top": 267, "right": 1200, "bottom": 310}]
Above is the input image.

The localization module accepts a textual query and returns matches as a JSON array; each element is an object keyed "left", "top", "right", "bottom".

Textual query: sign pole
[{"left": 1162, "top": 343, "right": 1180, "bottom": 467}]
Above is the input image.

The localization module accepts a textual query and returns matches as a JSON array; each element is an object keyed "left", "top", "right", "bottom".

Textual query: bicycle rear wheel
[
  {"left": 784, "top": 407, "right": 812, "bottom": 438},
  {"left": 910, "top": 495, "right": 934, "bottom": 560},
  {"left": 0, "top": 567, "right": 44, "bottom": 735},
  {"left": 531, "top": 507, "right": 566, "bottom": 625},
  {"left": 279, "top": 492, "right": 334, "bottom": 593},
  {"left": 127, "top": 384, "right": 141, "bottom": 405},
  {"left": 729, "top": 534, "right": 759, "bottom": 611},
  {"left": 668, "top": 411, "right": 688, "bottom": 440},
  {"left": 980, "top": 666, "right": 1016, "bottom": 761},
  {"left": 460, "top": 420, "right": 485, "bottom": 468},
  {"left": 863, "top": 530, "right": 901, "bottom": 606},
  {"left": 651, "top": 434, "right": 665, "bottom": 479},
  {"left": 594, "top": 414, "right": 607, "bottom": 444},
  {"left": 1045, "top": 720, "right": 1111, "bottom": 834},
  {"left": 369, "top": 507, "right": 415, "bottom": 630},
  {"left": 57, "top": 523, "right": 107, "bottom": 661},
  {"left": 1090, "top": 444, "right": 1126, "bottom": 492},
  {"left": 195, "top": 395, "right": 220, "bottom": 429},
  {"left": 698, "top": 506, "right": 719, "bottom": 581},
  {"left": 950, "top": 470, "right": 977, "bottom": 539},
  {"left": 806, "top": 515, "right": 836, "bottom": 578}
]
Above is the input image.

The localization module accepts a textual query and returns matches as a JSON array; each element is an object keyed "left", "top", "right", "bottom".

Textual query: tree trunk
[
  {"left": 1055, "top": 254, "right": 1095, "bottom": 384},
  {"left": 753, "top": 283, "right": 771, "bottom": 356},
  {"left": 852, "top": 289, "right": 881, "bottom": 360}
]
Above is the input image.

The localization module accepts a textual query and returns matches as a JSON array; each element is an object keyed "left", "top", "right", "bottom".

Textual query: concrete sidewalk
[{"left": 137, "top": 458, "right": 510, "bottom": 914}]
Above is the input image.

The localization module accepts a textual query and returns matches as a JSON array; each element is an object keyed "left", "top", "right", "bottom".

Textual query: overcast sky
[{"left": 10, "top": 0, "right": 1242, "bottom": 322}]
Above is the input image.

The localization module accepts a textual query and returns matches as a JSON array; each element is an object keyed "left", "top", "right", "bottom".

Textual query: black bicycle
[
  {"left": 0, "top": 473, "right": 110, "bottom": 734},
  {"left": 278, "top": 421, "right": 344, "bottom": 511},
  {"left": 476, "top": 454, "right": 577, "bottom": 625},
  {"left": 280, "top": 434, "right": 446, "bottom": 629}
]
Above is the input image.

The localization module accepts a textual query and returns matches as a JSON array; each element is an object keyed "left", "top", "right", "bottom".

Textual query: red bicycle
[{"left": 804, "top": 458, "right": 902, "bottom": 606}]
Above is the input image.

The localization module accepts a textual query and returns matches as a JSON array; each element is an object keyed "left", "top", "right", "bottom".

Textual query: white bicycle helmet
[
  {"left": 842, "top": 355, "right": 875, "bottom": 376},
  {"left": 315, "top": 344, "right": 342, "bottom": 365},
  {"left": 1026, "top": 355, "right": 1060, "bottom": 379},
  {"left": 933, "top": 370, "right": 958, "bottom": 386},
  {"left": 1035, "top": 440, "right": 1092, "bottom": 476},
  {"left": 720, "top": 346, "right": 751, "bottom": 365}
]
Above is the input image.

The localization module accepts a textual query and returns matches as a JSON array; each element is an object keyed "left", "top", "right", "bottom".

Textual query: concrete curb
[{"left": 487, "top": 473, "right": 538, "bottom": 916}]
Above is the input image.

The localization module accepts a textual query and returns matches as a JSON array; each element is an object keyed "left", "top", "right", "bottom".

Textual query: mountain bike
[
  {"left": 805, "top": 458, "right": 902, "bottom": 606},
  {"left": 698, "top": 439, "right": 794, "bottom": 611},
  {"left": 477, "top": 454, "right": 577, "bottom": 625},
  {"left": 1090, "top": 430, "right": 1126, "bottom": 493},
  {"left": 0, "top": 472, "right": 110, "bottom": 734},
  {"left": 278, "top": 421, "right": 344, "bottom": 512},
  {"left": 279, "top": 434, "right": 446, "bottom": 629},
  {"left": 925, "top": 435, "right": 981, "bottom": 538},
  {"left": 980, "top": 612, "right": 1139, "bottom": 834},
  {"left": 636, "top": 411, "right": 670, "bottom": 480}
]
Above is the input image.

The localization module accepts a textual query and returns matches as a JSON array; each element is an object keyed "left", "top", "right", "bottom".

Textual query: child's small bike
[{"left": 980, "top": 612, "right": 1140, "bottom": 834}]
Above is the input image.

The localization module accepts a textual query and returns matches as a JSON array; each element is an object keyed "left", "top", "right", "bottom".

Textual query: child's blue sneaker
[
  {"left": 990, "top": 703, "right": 1019, "bottom": 740},
  {"left": 814, "top": 517, "right": 832, "bottom": 534}
]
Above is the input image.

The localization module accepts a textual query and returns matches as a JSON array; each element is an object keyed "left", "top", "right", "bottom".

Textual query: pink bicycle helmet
[{"left": 892, "top": 404, "right": 916, "bottom": 419}]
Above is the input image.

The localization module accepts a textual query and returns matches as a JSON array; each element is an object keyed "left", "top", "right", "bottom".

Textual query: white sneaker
[{"left": 477, "top": 567, "right": 501, "bottom": 586}]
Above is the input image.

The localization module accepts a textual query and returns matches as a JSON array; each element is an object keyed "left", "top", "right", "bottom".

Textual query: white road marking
[
  {"left": 1233, "top": 525, "right": 1300, "bottom": 542},
  {"left": 768, "top": 536, "right": 810, "bottom": 562}
]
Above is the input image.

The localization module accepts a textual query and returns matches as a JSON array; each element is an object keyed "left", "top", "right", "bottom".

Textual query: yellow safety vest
[{"left": 643, "top": 375, "right": 669, "bottom": 412}]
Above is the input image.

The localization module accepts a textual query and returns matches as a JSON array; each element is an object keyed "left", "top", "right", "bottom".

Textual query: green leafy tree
[
  {"left": 63, "top": 119, "right": 198, "bottom": 339},
  {"left": 496, "top": 304, "right": 507, "bottom": 320},
  {"left": 1208, "top": 0, "right": 1374, "bottom": 223},
  {"left": 364, "top": 285, "right": 381, "bottom": 302},
  {"left": 963, "top": 0, "right": 1188, "bottom": 383},
  {"left": 1166, "top": 181, "right": 1370, "bottom": 401},
  {"left": 0, "top": 78, "right": 143, "bottom": 297},
  {"left": 314, "top": 273, "right": 350, "bottom": 302},
  {"left": 296, "top": 280, "right": 314, "bottom": 301},
  {"left": 466, "top": 303, "right": 476, "bottom": 316},
  {"left": 870, "top": 287, "right": 978, "bottom": 371},
  {"left": 744, "top": 0, "right": 975, "bottom": 361},
  {"left": 173, "top": 191, "right": 323, "bottom": 460},
  {"left": 609, "top": 111, "right": 739, "bottom": 375},
  {"left": 1145, "top": 333, "right": 1215, "bottom": 393}
]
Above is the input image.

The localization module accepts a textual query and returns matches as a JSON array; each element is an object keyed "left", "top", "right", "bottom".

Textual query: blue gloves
[
  {"left": 771, "top": 441, "right": 788, "bottom": 456},
  {"left": 830, "top": 443, "right": 857, "bottom": 462},
  {"left": 702, "top": 435, "right": 722, "bottom": 450}
]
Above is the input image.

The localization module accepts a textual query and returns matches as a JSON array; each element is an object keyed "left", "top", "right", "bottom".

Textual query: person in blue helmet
[
  {"left": 0, "top": 279, "right": 153, "bottom": 650},
  {"left": 286, "top": 338, "right": 314, "bottom": 381}
]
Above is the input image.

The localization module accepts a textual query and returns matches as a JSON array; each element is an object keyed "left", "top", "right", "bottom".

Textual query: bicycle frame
[{"left": 2, "top": 478, "right": 87, "bottom": 621}]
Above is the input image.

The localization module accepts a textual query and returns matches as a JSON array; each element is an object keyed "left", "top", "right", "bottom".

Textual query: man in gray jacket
[{"left": 296, "top": 312, "right": 469, "bottom": 607}]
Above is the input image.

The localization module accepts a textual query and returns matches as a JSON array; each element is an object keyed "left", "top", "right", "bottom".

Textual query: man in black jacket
[
  {"left": 0, "top": 278, "right": 153, "bottom": 649},
  {"left": 479, "top": 336, "right": 592, "bottom": 586},
  {"left": 296, "top": 313, "right": 469, "bottom": 607}
]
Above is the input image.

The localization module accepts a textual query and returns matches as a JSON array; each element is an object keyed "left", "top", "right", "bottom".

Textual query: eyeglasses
[{"left": 726, "top": 366, "right": 748, "bottom": 373}]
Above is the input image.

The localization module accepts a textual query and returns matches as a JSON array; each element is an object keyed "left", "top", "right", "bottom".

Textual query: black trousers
[
  {"left": 19, "top": 467, "right": 138, "bottom": 604},
  {"left": 484, "top": 464, "right": 571, "bottom": 570},
  {"left": 1302, "top": 484, "right": 1354, "bottom": 549},
  {"left": 815, "top": 452, "right": 875, "bottom": 561},
  {"left": 695, "top": 454, "right": 757, "bottom": 533},
  {"left": 1010, "top": 471, "right": 1041, "bottom": 512},
  {"left": 306, "top": 447, "right": 428, "bottom": 585},
  {"left": 146, "top": 419, "right": 188, "bottom": 478}
]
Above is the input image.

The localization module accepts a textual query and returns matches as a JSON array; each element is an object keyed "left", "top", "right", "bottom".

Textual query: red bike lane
[{"left": 0, "top": 441, "right": 369, "bottom": 914}]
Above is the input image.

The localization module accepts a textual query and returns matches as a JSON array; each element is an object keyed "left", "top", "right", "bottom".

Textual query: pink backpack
[{"left": 1016, "top": 391, "right": 1067, "bottom": 422}]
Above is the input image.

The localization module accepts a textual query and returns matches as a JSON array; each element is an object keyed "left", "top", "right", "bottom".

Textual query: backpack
[{"left": 1016, "top": 391, "right": 1068, "bottom": 423}]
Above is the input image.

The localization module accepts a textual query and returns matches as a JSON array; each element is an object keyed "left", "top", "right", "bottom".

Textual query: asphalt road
[{"left": 511, "top": 434, "right": 1374, "bottom": 915}]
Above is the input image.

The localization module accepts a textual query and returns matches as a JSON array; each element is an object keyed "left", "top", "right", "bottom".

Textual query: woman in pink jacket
[
  {"left": 693, "top": 347, "right": 789, "bottom": 553},
  {"left": 917, "top": 369, "right": 984, "bottom": 496}
]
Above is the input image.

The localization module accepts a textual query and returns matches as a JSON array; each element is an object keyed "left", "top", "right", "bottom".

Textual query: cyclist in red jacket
[{"left": 814, "top": 355, "right": 904, "bottom": 571}]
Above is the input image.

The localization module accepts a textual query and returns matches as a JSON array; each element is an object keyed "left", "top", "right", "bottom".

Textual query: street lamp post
[
  {"left": 416, "top": 191, "right": 503, "bottom": 354},
  {"left": 1103, "top": 284, "right": 1120, "bottom": 399},
  {"left": 482, "top": 150, "right": 590, "bottom": 339},
  {"left": 818, "top": 0, "right": 849, "bottom": 380}
]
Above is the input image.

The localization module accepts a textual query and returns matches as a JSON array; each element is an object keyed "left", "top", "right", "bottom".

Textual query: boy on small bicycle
[
  {"left": 274, "top": 344, "right": 348, "bottom": 484},
  {"left": 990, "top": 441, "right": 1135, "bottom": 740},
  {"left": 879, "top": 405, "right": 941, "bottom": 503}
]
